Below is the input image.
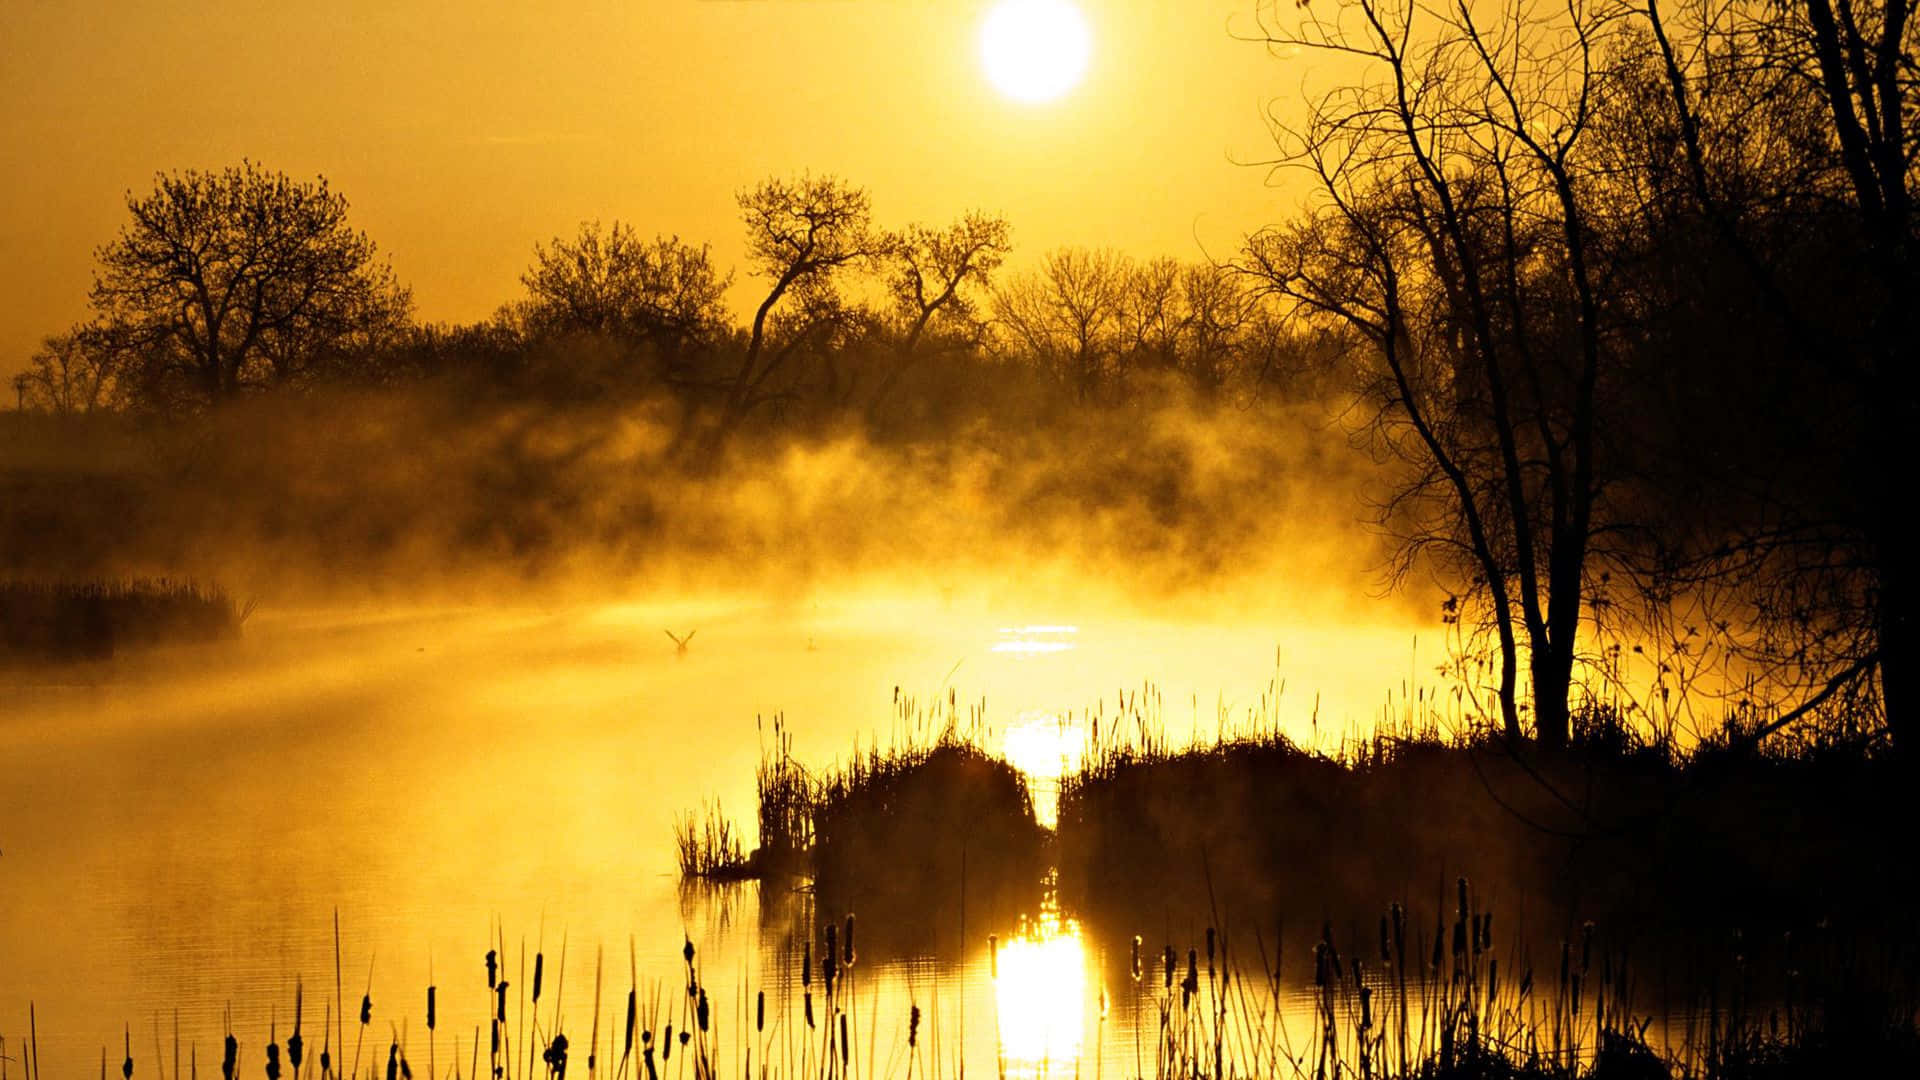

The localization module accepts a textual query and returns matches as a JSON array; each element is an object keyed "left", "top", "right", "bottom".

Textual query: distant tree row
[{"left": 15, "top": 166, "right": 1335, "bottom": 440}]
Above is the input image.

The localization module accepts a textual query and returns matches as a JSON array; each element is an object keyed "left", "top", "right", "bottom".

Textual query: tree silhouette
[
  {"left": 89, "top": 161, "right": 409, "bottom": 407},
  {"left": 1243, "top": 0, "right": 1619, "bottom": 748},
  {"left": 717, "top": 175, "right": 881, "bottom": 441},
  {"left": 993, "top": 248, "right": 1130, "bottom": 400},
  {"left": 868, "top": 212, "right": 1012, "bottom": 414},
  {"left": 518, "top": 222, "right": 731, "bottom": 370}
]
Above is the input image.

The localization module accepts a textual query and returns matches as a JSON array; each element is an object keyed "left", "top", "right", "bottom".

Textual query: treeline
[{"left": 9, "top": 165, "right": 1341, "bottom": 445}]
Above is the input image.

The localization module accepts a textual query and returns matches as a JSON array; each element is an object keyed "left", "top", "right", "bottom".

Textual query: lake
[{"left": 0, "top": 587, "right": 1436, "bottom": 1077}]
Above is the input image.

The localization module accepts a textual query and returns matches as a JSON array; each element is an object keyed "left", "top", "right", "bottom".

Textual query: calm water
[{"left": 0, "top": 590, "right": 1434, "bottom": 1076}]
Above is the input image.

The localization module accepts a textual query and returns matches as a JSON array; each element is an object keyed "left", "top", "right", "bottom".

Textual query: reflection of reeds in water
[
  {"left": 22, "top": 901, "right": 1916, "bottom": 1080},
  {"left": 0, "top": 577, "right": 246, "bottom": 661},
  {"left": 1151, "top": 893, "right": 1919, "bottom": 1079}
]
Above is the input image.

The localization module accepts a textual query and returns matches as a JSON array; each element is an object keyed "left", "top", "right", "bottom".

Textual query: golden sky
[{"left": 0, "top": 1, "right": 1309, "bottom": 381}]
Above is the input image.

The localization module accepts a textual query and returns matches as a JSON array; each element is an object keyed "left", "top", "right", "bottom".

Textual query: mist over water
[{"left": 0, "top": 574, "right": 1441, "bottom": 1075}]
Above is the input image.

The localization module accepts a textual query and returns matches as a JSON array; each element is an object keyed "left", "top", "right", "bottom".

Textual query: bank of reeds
[
  {"left": 681, "top": 708, "right": 1047, "bottom": 910},
  {"left": 13, "top": 900, "right": 1915, "bottom": 1080},
  {"left": 1055, "top": 686, "right": 1913, "bottom": 941},
  {"left": 0, "top": 577, "right": 245, "bottom": 662}
]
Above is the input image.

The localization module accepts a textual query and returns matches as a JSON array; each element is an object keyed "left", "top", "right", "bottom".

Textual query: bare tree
[
  {"left": 717, "top": 175, "right": 880, "bottom": 440},
  {"left": 1636, "top": 0, "right": 1920, "bottom": 751},
  {"left": 993, "top": 248, "right": 1130, "bottom": 399},
  {"left": 89, "top": 161, "right": 410, "bottom": 407},
  {"left": 1242, "top": 0, "right": 1620, "bottom": 747},
  {"left": 867, "top": 212, "right": 1012, "bottom": 414},
  {"left": 17, "top": 326, "right": 121, "bottom": 414}
]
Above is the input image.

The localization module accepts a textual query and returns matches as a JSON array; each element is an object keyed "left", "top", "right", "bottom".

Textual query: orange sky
[{"left": 0, "top": 1, "right": 1316, "bottom": 382}]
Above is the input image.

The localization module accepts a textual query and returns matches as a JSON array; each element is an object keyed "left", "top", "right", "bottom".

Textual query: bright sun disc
[{"left": 980, "top": 0, "right": 1092, "bottom": 104}]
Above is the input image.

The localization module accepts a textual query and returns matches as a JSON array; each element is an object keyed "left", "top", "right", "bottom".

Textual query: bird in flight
[{"left": 665, "top": 629, "right": 696, "bottom": 657}]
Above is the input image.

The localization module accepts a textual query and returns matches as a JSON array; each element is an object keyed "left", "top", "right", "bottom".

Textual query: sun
[{"left": 979, "top": 0, "right": 1093, "bottom": 105}]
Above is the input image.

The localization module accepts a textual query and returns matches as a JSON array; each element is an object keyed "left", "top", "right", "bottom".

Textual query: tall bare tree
[
  {"left": 1636, "top": 0, "right": 1920, "bottom": 752},
  {"left": 1243, "top": 0, "right": 1619, "bottom": 747},
  {"left": 717, "top": 175, "right": 880, "bottom": 440}
]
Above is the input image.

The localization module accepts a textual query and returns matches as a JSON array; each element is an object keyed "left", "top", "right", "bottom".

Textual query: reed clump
[
  {"left": 681, "top": 711, "right": 1047, "bottom": 932},
  {"left": 674, "top": 800, "right": 756, "bottom": 881},
  {"left": 0, "top": 577, "right": 244, "bottom": 662},
  {"left": 1056, "top": 693, "right": 1913, "bottom": 941}
]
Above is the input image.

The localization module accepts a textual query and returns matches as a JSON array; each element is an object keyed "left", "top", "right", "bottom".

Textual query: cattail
[
  {"left": 496, "top": 983, "right": 509, "bottom": 1024},
  {"left": 360, "top": 995, "right": 372, "bottom": 1027},
  {"left": 802, "top": 941, "right": 812, "bottom": 988},
  {"left": 266, "top": 1039, "right": 280, "bottom": 1080},
  {"left": 837, "top": 1013, "right": 848, "bottom": 1070},
  {"left": 124, "top": 1027, "right": 134, "bottom": 1080},
  {"left": 844, "top": 915, "right": 856, "bottom": 966},
  {"left": 1379, "top": 916, "right": 1391, "bottom": 963},
  {"left": 643, "top": 1043, "right": 657, "bottom": 1080},
  {"left": 1130, "top": 936, "right": 1142, "bottom": 982},
  {"left": 908, "top": 1005, "right": 921, "bottom": 1049},
  {"left": 386, "top": 1044, "right": 398, "bottom": 1080},
  {"left": 427, "top": 987, "right": 436, "bottom": 1031},
  {"left": 224, "top": 1033, "right": 238, "bottom": 1080},
  {"left": 697, "top": 989, "right": 709, "bottom": 1033},
  {"left": 290, "top": 984, "right": 304, "bottom": 1073},
  {"left": 1391, "top": 903, "right": 1406, "bottom": 960},
  {"left": 662, "top": 1025, "right": 672, "bottom": 1061},
  {"left": 1163, "top": 945, "right": 1174, "bottom": 990},
  {"left": 1359, "top": 984, "right": 1373, "bottom": 1030},
  {"left": 1205, "top": 928, "right": 1216, "bottom": 975},
  {"left": 683, "top": 939, "right": 695, "bottom": 967},
  {"left": 756, "top": 991, "right": 764, "bottom": 1033},
  {"left": 486, "top": 950, "right": 498, "bottom": 990},
  {"left": 804, "top": 991, "right": 815, "bottom": 1029},
  {"left": 823, "top": 926, "right": 838, "bottom": 992},
  {"left": 533, "top": 954, "right": 545, "bottom": 1003},
  {"left": 1456, "top": 877, "right": 1469, "bottom": 923},
  {"left": 543, "top": 1035, "right": 568, "bottom": 1080},
  {"left": 625, "top": 991, "right": 637, "bottom": 1058}
]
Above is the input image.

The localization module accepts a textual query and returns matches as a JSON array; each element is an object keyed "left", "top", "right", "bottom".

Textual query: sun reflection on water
[
  {"left": 1002, "top": 709, "right": 1085, "bottom": 828},
  {"left": 994, "top": 895, "right": 1090, "bottom": 1079},
  {"left": 991, "top": 624, "right": 1080, "bottom": 654}
]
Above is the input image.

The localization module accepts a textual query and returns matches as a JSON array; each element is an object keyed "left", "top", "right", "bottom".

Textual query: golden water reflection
[
  {"left": 994, "top": 898, "right": 1091, "bottom": 1079},
  {"left": 1002, "top": 709, "right": 1085, "bottom": 828}
]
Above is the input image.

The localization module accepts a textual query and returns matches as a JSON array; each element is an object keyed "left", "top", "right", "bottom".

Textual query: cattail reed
[{"left": 288, "top": 983, "right": 303, "bottom": 1078}]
